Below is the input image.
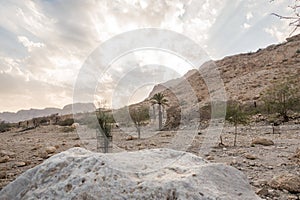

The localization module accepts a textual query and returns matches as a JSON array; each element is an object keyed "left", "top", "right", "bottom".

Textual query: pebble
[
  {"left": 0, "top": 155, "right": 10, "bottom": 163},
  {"left": 45, "top": 146, "right": 56, "bottom": 154}
]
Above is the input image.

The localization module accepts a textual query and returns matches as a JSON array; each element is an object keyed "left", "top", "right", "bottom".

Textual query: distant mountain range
[{"left": 0, "top": 103, "right": 96, "bottom": 123}]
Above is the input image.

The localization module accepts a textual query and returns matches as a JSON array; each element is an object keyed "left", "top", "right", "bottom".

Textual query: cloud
[
  {"left": 17, "top": 36, "right": 45, "bottom": 52},
  {"left": 0, "top": 0, "right": 298, "bottom": 112}
]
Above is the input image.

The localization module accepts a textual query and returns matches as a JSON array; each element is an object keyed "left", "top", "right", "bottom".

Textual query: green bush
[
  {"left": 61, "top": 126, "right": 75, "bottom": 132},
  {"left": 0, "top": 121, "right": 11, "bottom": 132},
  {"left": 58, "top": 118, "right": 74, "bottom": 126}
]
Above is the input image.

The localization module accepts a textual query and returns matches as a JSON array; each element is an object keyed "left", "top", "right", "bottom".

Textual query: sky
[{"left": 0, "top": 0, "right": 299, "bottom": 112}]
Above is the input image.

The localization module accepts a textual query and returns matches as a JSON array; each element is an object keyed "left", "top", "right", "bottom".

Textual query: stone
[
  {"left": 0, "top": 171, "right": 6, "bottom": 179},
  {"left": 0, "top": 148, "right": 261, "bottom": 200},
  {"left": 0, "top": 155, "right": 9, "bottom": 163},
  {"left": 125, "top": 135, "right": 134, "bottom": 141},
  {"left": 269, "top": 174, "right": 300, "bottom": 193},
  {"left": 14, "top": 162, "right": 26, "bottom": 167},
  {"left": 251, "top": 137, "right": 274, "bottom": 146},
  {"left": 0, "top": 150, "right": 16, "bottom": 158},
  {"left": 252, "top": 179, "right": 268, "bottom": 187},
  {"left": 45, "top": 146, "right": 56, "bottom": 154},
  {"left": 292, "top": 148, "right": 300, "bottom": 159},
  {"left": 256, "top": 187, "right": 269, "bottom": 196},
  {"left": 71, "top": 123, "right": 80, "bottom": 128},
  {"left": 206, "top": 156, "right": 214, "bottom": 160},
  {"left": 244, "top": 154, "right": 257, "bottom": 160}
]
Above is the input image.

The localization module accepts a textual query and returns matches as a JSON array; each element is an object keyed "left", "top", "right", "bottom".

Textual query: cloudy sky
[{"left": 0, "top": 0, "right": 298, "bottom": 112}]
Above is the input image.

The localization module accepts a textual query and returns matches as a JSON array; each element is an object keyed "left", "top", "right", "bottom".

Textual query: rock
[
  {"left": 292, "top": 148, "right": 300, "bottom": 159},
  {"left": 206, "top": 156, "right": 214, "bottom": 160},
  {"left": 244, "top": 154, "right": 257, "bottom": 160},
  {"left": 0, "top": 150, "right": 16, "bottom": 157},
  {"left": 252, "top": 179, "right": 268, "bottom": 187},
  {"left": 256, "top": 187, "right": 269, "bottom": 196},
  {"left": 125, "top": 135, "right": 134, "bottom": 141},
  {"left": 287, "top": 195, "right": 298, "bottom": 200},
  {"left": 0, "top": 148, "right": 261, "bottom": 200},
  {"left": 0, "top": 155, "right": 9, "bottom": 163},
  {"left": 45, "top": 146, "right": 56, "bottom": 154},
  {"left": 0, "top": 171, "right": 6, "bottom": 179},
  {"left": 269, "top": 174, "right": 300, "bottom": 193},
  {"left": 71, "top": 123, "right": 79, "bottom": 128},
  {"left": 251, "top": 137, "right": 274, "bottom": 146},
  {"left": 14, "top": 162, "right": 26, "bottom": 167}
]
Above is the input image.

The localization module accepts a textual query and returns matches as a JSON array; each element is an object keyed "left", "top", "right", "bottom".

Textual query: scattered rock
[
  {"left": 125, "top": 135, "right": 134, "bottom": 141},
  {"left": 0, "top": 171, "right": 6, "bottom": 179},
  {"left": 45, "top": 146, "right": 56, "bottom": 154},
  {"left": 0, "top": 156, "right": 9, "bottom": 163},
  {"left": 14, "top": 162, "right": 26, "bottom": 167},
  {"left": 244, "top": 154, "right": 257, "bottom": 160},
  {"left": 0, "top": 148, "right": 261, "bottom": 200},
  {"left": 287, "top": 195, "right": 299, "bottom": 200},
  {"left": 256, "top": 187, "right": 269, "bottom": 196},
  {"left": 251, "top": 137, "right": 274, "bottom": 146},
  {"left": 206, "top": 156, "right": 214, "bottom": 160},
  {"left": 73, "top": 144, "right": 81, "bottom": 147},
  {"left": 292, "top": 148, "right": 300, "bottom": 159},
  {"left": 0, "top": 150, "right": 16, "bottom": 158},
  {"left": 269, "top": 174, "right": 300, "bottom": 193},
  {"left": 71, "top": 123, "right": 79, "bottom": 129},
  {"left": 252, "top": 179, "right": 268, "bottom": 187}
]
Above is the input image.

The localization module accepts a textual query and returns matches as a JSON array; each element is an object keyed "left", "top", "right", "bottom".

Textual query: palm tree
[{"left": 150, "top": 93, "right": 168, "bottom": 130}]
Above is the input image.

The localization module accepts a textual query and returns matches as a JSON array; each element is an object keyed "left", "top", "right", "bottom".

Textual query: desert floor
[{"left": 0, "top": 123, "right": 299, "bottom": 200}]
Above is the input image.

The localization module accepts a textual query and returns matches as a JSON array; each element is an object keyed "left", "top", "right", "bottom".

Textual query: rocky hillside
[
  {"left": 0, "top": 103, "right": 95, "bottom": 123},
  {"left": 146, "top": 34, "right": 300, "bottom": 122}
]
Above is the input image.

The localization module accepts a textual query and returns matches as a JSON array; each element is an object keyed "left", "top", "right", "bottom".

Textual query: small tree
[
  {"left": 262, "top": 81, "right": 299, "bottom": 122},
  {"left": 226, "top": 102, "right": 249, "bottom": 146},
  {"left": 96, "top": 108, "right": 114, "bottom": 153},
  {"left": 130, "top": 106, "right": 150, "bottom": 139},
  {"left": 150, "top": 93, "right": 169, "bottom": 130},
  {"left": 271, "top": 0, "right": 300, "bottom": 35}
]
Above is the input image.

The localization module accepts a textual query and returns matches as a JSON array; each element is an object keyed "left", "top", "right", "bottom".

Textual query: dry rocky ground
[{"left": 0, "top": 122, "right": 299, "bottom": 200}]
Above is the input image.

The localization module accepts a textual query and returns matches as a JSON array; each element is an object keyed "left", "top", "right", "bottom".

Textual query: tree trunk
[
  {"left": 158, "top": 104, "right": 162, "bottom": 130},
  {"left": 152, "top": 105, "right": 156, "bottom": 122},
  {"left": 137, "top": 126, "right": 141, "bottom": 139},
  {"left": 233, "top": 124, "right": 237, "bottom": 146}
]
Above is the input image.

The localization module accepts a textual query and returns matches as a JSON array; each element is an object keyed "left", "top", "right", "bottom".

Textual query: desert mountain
[
  {"left": 146, "top": 34, "right": 300, "bottom": 120},
  {"left": 0, "top": 103, "right": 95, "bottom": 123}
]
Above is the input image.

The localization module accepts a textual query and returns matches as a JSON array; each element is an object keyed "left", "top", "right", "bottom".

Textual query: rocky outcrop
[
  {"left": 251, "top": 137, "right": 274, "bottom": 146},
  {"left": 146, "top": 34, "right": 300, "bottom": 125},
  {"left": 269, "top": 173, "right": 300, "bottom": 193},
  {"left": 0, "top": 148, "right": 261, "bottom": 200}
]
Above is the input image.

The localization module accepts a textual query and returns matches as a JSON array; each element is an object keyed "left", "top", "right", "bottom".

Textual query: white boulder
[{"left": 0, "top": 148, "right": 261, "bottom": 200}]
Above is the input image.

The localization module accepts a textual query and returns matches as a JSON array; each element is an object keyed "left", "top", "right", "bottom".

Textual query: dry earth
[{"left": 0, "top": 123, "right": 299, "bottom": 200}]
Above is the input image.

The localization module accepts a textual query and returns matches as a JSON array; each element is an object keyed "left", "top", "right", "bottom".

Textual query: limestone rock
[
  {"left": 14, "top": 162, "right": 26, "bottom": 167},
  {"left": 0, "top": 171, "right": 6, "bottom": 179},
  {"left": 0, "top": 150, "right": 16, "bottom": 158},
  {"left": 45, "top": 146, "right": 56, "bottom": 154},
  {"left": 269, "top": 174, "right": 300, "bottom": 193},
  {"left": 0, "top": 155, "right": 9, "bottom": 163},
  {"left": 244, "top": 154, "right": 257, "bottom": 160},
  {"left": 251, "top": 137, "right": 274, "bottom": 146},
  {"left": 0, "top": 148, "right": 261, "bottom": 200}
]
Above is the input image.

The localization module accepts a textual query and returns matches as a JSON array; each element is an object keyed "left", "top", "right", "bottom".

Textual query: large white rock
[{"left": 0, "top": 148, "right": 261, "bottom": 200}]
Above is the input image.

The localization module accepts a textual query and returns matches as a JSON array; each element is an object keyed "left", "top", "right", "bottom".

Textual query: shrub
[
  {"left": 58, "top": 118, "right": 74, "bottom": 126},
  {"left": 0, "top": 121, "right": 11, "bottom": 132},
  {"left": 61, "top": 126, "right": 75, "bottom": 132}
]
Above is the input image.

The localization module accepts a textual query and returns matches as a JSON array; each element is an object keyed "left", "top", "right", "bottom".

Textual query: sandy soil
[{"left": 0, "top": 123, "right": 299, "bottom": 200}]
